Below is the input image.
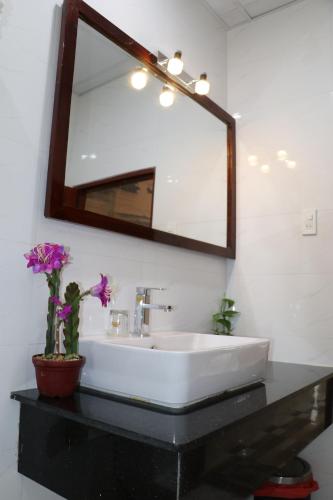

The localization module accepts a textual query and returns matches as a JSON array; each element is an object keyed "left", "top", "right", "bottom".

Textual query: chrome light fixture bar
[{"left": 157, "top": 51, "right": 210, "bottom": 96}]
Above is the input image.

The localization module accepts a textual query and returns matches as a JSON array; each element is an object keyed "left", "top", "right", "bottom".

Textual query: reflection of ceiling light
[
  {"left": 232, "top": 112, "right": 242, "bottom": 120},
  {"left": 167, "top": 51, "right": 183, "bottom": 76},
  {"left": 167, "top": 175, "right": 179, "bottom": 184},
  {"left": 277, "top": 150, "right": 288, "bottom": 161},
  {"left": 286, "top": 160, "right": 296, "bottom": 169},
  {"left": 195, "top": 73, "right": 210, "bottom": 95},
  {"left": 159, "top": 85, "right": 175, "bottom": 107},
  {"left": 248, "top": 155, "right": 258, "bottom": 166},
  {"left": 81, "top": 153, "right": 97, "bottom": 160},
  {"left": 130, "top": 68, "right": 148, "bottom": 90},
  {"left": 261, "top": 164, "right": 270, "bottom": 174}
]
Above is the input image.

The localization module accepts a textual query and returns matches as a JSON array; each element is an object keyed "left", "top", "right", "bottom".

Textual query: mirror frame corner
[{"left": 45, "top": 0, "right": 236, "bottom": 259}]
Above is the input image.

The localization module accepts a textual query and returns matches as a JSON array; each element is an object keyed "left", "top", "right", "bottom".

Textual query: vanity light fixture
[
  {"left": 159, "top": 85, "right": 175, "bottom": 107},
  {"left": 157, "top": 51, "right": 210, "bottom": 96},
  {"left": 167, "top": 51, "right": 184, "bottom": 76},
  {"left": 195, "top": 73, "right": 210, "bottom": 95},
  {"left": 130, "top": 67, "right": 148, "bottom": 90}
]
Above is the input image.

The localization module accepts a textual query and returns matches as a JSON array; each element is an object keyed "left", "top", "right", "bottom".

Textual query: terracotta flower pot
[{"left": 32, "top": 355, "right": 85, "bottom": 398}]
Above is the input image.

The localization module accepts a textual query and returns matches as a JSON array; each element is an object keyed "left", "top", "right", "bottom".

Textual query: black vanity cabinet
[{"left": 11, "top": 362, "right": 333, "bottom": 500}]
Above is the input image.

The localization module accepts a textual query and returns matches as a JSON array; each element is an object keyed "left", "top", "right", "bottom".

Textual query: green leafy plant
[{"left": 212, "top": 296, "right": 239, "bottom": 335}]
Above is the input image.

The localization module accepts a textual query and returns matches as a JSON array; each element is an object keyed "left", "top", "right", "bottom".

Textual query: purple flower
[
  {"left": 90, "top": 274, "right": 111, "bottom": 307},
  {"left": 50, "top": 296, "right": 72, "bottom": 320},
  {"left": 50, "top": 296, "right": 62, "bottom": 306},
  {"left": 24, "top": 243, "right": 69, "bottom": 274},
  {"left": 57, "top": 304, "right": 72, "bottom": 321}
]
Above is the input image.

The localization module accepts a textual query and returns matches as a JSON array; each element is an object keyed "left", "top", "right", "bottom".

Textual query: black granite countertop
[{"left": 11, "top": 361, "right": 333, "bottom": 452}]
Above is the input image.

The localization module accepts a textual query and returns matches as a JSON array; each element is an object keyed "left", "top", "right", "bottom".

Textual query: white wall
[
  {"left": 226, "top": 0, "right": 333, "bottom": 497},
  {"left": 227, "top": 0, "right": 333, "bottom": 365},
  {"left": 0, "top": 0, "right": 227, "bottom": 498}
]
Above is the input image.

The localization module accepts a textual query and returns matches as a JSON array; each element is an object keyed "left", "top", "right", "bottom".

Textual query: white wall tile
[
  {"left": 228, "top": 0, "right": 333, "bottom": 494},
  {"left": 0, "top": 463, "right": 22, "bottom": 500},
  {"left": 301, "top": 424, "right": 333, "bottom": 499},
  {"left": 227, "top": 0, "right": 333, "bottom": 357},
  {"left": 21, "top": 477, "right": 64, "bottom": 500}
]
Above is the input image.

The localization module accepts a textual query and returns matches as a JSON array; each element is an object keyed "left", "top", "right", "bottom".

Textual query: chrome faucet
[{"left": 133, "top": 287, "right": 174, "bottom": 337}]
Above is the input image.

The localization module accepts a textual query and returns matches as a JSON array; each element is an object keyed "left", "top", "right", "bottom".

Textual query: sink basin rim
[{"left": 81, "top": 333, "right": 270, "bottom": 355}]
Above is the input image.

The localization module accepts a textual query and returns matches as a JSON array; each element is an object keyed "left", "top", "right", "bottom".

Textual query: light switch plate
[{"left": 302, "top": 209, "right": 317, "bottom": 235}]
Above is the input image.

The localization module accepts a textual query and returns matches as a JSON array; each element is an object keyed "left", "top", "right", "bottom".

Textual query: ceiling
[{"left": 204, "top": 0, "right": 304, "bottom": 29}]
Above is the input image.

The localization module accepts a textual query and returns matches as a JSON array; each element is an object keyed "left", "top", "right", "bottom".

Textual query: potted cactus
[{"left": 24, "top": 243, "right": 111, "bottom": 397}]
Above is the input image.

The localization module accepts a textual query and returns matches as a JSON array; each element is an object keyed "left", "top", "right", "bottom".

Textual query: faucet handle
[{"left": 136, "top": 286, "right": 166, "bottom": 295}]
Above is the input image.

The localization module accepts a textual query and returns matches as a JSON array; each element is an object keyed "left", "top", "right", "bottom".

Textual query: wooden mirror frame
[{"left": 45, "top": 0, "right": 236, "bottom": 258}]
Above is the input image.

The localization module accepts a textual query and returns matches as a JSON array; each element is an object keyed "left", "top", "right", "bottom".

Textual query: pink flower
[
  {"left": 57, "top": 304, "right": 72, "bottom": 321},
  {"left": 50, "top": 296, "right": 62, "bottom": 306},
  {"left": 90, "top": 274, "right": 111, "bottom": 307},
  {"left": 24, "top": 243, "right": 69, "bottom": 274},
  {"left": 50, "top": 296, "right": 72, "bottom": 321}
]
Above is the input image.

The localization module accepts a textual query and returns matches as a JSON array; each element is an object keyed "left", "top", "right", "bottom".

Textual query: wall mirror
[{"left": 45, "top": 0, "right": 236, "bottom": 258}]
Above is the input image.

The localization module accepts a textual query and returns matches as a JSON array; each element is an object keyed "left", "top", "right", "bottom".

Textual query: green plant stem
[
  {"left": 45, "top": 270, "right": 60, "bottom": 356},
  {"left": 55, "top": 320, "right": 61, "bottom": 355},
  {"left": 63, "top": 282, "right": 82, "bottom": 356}
]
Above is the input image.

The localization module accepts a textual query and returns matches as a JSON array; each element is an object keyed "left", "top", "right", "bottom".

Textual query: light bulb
[
  {"left": 159, "top": 85, "right": 175, "bottom": 107},
  {"left": 277, "top": 150, "right": 288, "bottom": 161},
  {"left": 167, "top": 51, "right": 183, "bottom": 76},
  {"left": 195, "top": 73, "right": 210, "bottom": 95},
  {"left": 248, "top": 155, "right": 258, "bottom": 167},
  {"left": 286, "top": 160, "right": 296, "bottom": 169},
  {"left": 130, "top": 68, "right": 148, "bottom": 90},
  {"left": 261, "top": 164, "right": 270, "bottom": 174}
]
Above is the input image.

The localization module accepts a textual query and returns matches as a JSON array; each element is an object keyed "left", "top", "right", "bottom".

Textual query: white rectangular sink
[{"left": 79, "top": 332, "right": 270, "bottom": 409}]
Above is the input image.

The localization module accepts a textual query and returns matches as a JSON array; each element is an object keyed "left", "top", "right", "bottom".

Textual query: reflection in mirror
[
  {"left": 65, "top": 20, "right": 228, "bottom": 247},
  {"left": 65, "top": 167, "right": 155, "bottom": 226}
]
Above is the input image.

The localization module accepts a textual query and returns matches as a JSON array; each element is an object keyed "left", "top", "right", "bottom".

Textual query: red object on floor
[{"left": 254, "top": 478, "right": 319, "bottom": 498}]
